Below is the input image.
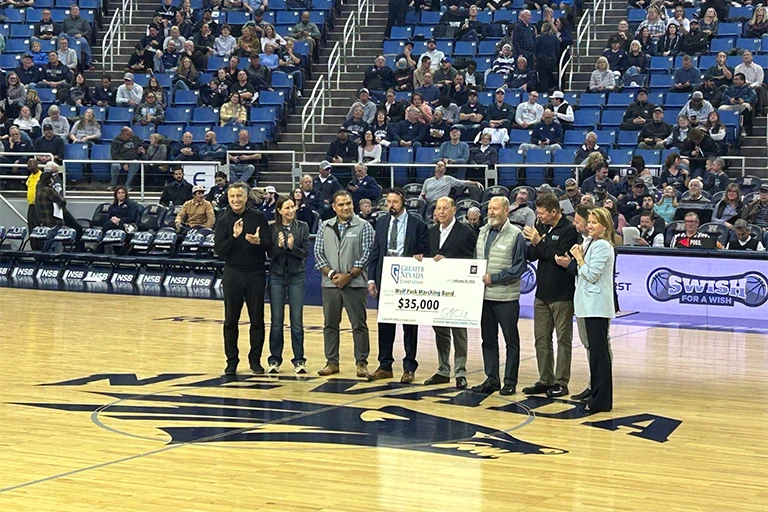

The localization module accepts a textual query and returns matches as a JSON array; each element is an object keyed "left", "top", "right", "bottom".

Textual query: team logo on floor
[{"left": 647, "top": 268, "right": 768, "bottom": 307}]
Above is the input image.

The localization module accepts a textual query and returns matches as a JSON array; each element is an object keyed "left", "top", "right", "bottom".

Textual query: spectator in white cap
[
  {"left": 313, "top": 161, "right": 343, "bottom": 220},
  {"left": 548, "top": 90, "right": 574, "bottom": 130},
  {"left": 678, "top": 90, "right": 714, "bottom": 127},
  {"left": 175, "top": 184, "right": 215, "bottom": 233},
  {"left": 260, "top": 185, "right": 279, "bottom": 223},
  {"left": 346, "top": 88, "right": 377, "bottom": 125},
  {"left": 116, "top": 72, "right": 144, "bottom": 107}
]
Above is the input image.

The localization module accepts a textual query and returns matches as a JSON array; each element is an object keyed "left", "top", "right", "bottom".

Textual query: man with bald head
[
  {"left": 472, "top": 196, "right": 527, "bottom": 395},
  {"left": 423, "top": 197, "right": 478, "bottom": 389},
  {"left": 109, "top": 127, "right": 145, "bottom": 191}
]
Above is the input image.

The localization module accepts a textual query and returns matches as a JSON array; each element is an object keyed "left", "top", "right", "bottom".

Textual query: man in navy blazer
[{"left": 367, "top": 188, "right": 430, "bottom": 383}]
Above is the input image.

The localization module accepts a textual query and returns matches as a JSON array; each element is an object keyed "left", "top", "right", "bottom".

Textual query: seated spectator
[
  {"left": 14, "top": 106, "right": 41, "bottom": 140},
  {"left": 30, "top": 42, "right": 50, "bottom": 68},
  {"left": 491, "top": 44, "right": 516, "bottom": 75},
  {"left": 193, "top": 22, "right": 216, "bottom": 61},
  {"left": 393, "top": 58, "right": 414, "bottom": 93},
  {"left": 33, "top": 123, "right": 65, "bottom": 165},
  {"left": 439, "top": 126, "right": 470, "bottom": 164},
  {"left": 347, "top": 90, "right": 377, "bottom": 127},
  {"left": 346, "top": 163, "right": 381, "bottom": 209},
  {"left": 160, "top": 168, "right": 194, "bottom": 207},
  {"left": 103, "top": 186, "right": 141, "bottom": 232},
  {"left": 415, "top": 73, "right": 440, "bottom": 108},
  {"left": 481, "top": 88, "right": 515, "bottom": 133},
  {"left": 417, "top": 39, "right": 445, "bottom": 74},
  {"left": 656, "top": 23, "right": 683, "bottom": 57},
  {"left": 619, "top": 88, "right": 655, "bottom": 131},
  {"left": 126, "top": 43, "right": 154, "bottom": 75},
  {"left": 156, "top": 0, "right": 178, "bottom": 26},
  {"left": 260, "top": 186, "right": 278, "bottom": 223},
  {"left": 703, "top": 156, "right": 728, "bottom": 194},
  {"left": 634, "top": 7, "right": 666, "bottom": 41},
  {"left": 236, "top": 26, "right": 261, "bottom": 58},
  {"left": 681, "top": 128, "right": 719, "bottom": 175},
  {"left": 747, "top": 6, "right": 768, "bottom": 38},
  {"left": 456, "top": 90, "right": 485, "bottom": 137},
  {"left": 638, "top": 107, "right": 673, "bottom": 149},
  {"left": 414, "top": 57, "right": 434, "bottom": 89},
  {"left": 379, "top": 89, "right": 406, "bottom": 124},
  {"left": 742, "top": 184, "right": 768, "bottom": 229},
  {"left": 589, "top": 57, "right": 616, "bottom": 92},
  {"left": 663, "top": 114, "right": 691, "bottom": 150},
  {"left": 434, "top": 58, "right": 459, "bottom": 92},
  {"left": 197, "top": 130, "right": 227, "bottom": 164},
  {"left": 61, "top": 5, "right": 93, "bottom": 69},
  {"left": 2, "top": 126, "right": 32, "bottom": 167},
  {"left": 277, "top": 39, "right": 305, "bottom": 93},
  {"left": 712, "top": 183, "right": 743, "bottom": 226},
  {"left": 25, "top": 90, "right": 43, "bottom": 122},
  {"left": 605, "top": 20, "right": 631, "bottom": 52},
  {"left": 371, "top": 110, "right": 393, "bottom": 147},
  {"left": 228, "top": 129, "right": 265, "bottom": 184},
  {"left": 465, "top": 206, "right": 483, "bottom": 235},
  {"left": 260, "top": 24, "right": 286, "bottom": 51},
  {"left": 679, "top": 91, "right": 713, "bottom": 127},
  {"left": 506, "top": 56, "right": 538, "bottom": 92},
  {"left": 463, "top": 60, "right": 484, "bottom": 91},
  {"left": 634, "top": 27, "right": 655, "bottom": 56},
  {"left": 633, "top": 211, "right": 665, "bottom": 247},
  {"left": 289, "top": 10, "right": 321, "bottom": 59},
  {"left": 144, "top": 133, "right": 170, "bottom": 185},
  {"left": 434, "top": 96, "right": 460, "bottom": 125},
  {"left": 163, "top": 26, "right": 186, "bottom": 55},
  {"left": 559, "top": 178, "right": 582, "bottom": 216},
  {"left": 358, "top": 129, "right": 382, "bottom": 164},
  {"left": 392, "top": 107, "right": 426, "bottom": 148},
  {"left": 618, "top": 176, "right": 647, "bottom": 218},
  {"left": 669, "top": 5, "right": 691, "bottom": 33},
  {"left": 407, "top": 94, "right": 430, "bottom": 128},
  {"left": 705, "top": 52, "right": 733, "bottom": 90},
  {"left": 574, "top": 131, "right": 608, "bottom": 165},
  {"left": 173, "top": 56, "right": 201, "bottom": 92},
  {"left": 546, "top": 90, "right": 573, "bottom": 129},
  {"left": 582, "top": 163, "right": 617, "bottom": 196},
  {"left": 508, "top": 188, "right": 535, "bottom": 228},
  {"left": 110, "top": 127, "right": 145, "bottom": 191},
  {"left": 313, "top": 161, "right": 343, "bottom": 219},
  {"left": 116, "top": 73, "right": 144, "bottom": 107},
  {"left": 671, "top": 55, "right": 701, "bottom": 93},
  {"left": 603, "top": 197, "right": 628, "bottom": 233},
  {"left": 38, "top": 51, "right": 71, "bottom": 89},
  {"left": 421, "top": 160, "right": 482, "bottom": 203},
  {"left": 699, "top": 8, "right": 719, "bottom": 40},
  {"left": 602, "top": 36, "right": 628, "bottom": 75},
  {"left": 245, "top": 53, "right": 272, "bottom": 91},
  {"left": 14, "top": 54, "right": 42, "bottom": 88},
  {"left": 592, "top": 183, "right": 618, "bottom": 209},
  {"left": 133, "top": 93, "right": 165, "bottom": 126},
  {"left": 735, "top": 50, "right": 766, "bottom": 117},
  {"left": 424, "top": 109, "right": 451, "bottom": 147},
  {"left": 342, "top": 106, "right": 369, "bottom": 142},
  {"left": 468, "top": 132, "right": 499, "bottom": 167},
  {"left": 90, "top": 76, "right": 115, "bottom": 108},
  {"left": 259, "top": 43, "right": 280, "bottom": 72},
  {"left": 175, "top": 185, "right": 215, "bottom": 232},
  {"left": 326, "top": 126, "right": 357, "bottom": 163},
  {"left": 396, "top": 41, "right": 419, "bottom": 70},
  {"left": 703, "top": 111, "right": 727, "bottom": 153},
  {"left": 681, "top": 178, "right": 709, "bottom": 204},
  {"left": 69, "top": 108, "right": 101, "bottom": 144},
  {"left": 292, "top": 187, "right": 315, "bottom": 227},
  {"left": 231, "top": 70, "right": 258, "bottom": 105},
  {"left": 171, "top": 132, "right": 199, "bottom": 162},
  {"left": 34, "top": 9, "right": 60, "bottom": 41},
  {"left": 219, "top": 92, "right": 248, "bottom": 127},
  {"left": 683, "top": 19, "right": 708, "bottom": 56},
  {"left": 363, "top": 55, "right": 396, "bottom": 93},
  {"left": 57, "top": 37, "right": 78, "bottom": 73},
  {"left": 298, "top": 174, "right": 319, "bottom": 213},
  {"left": 514, "top": 91, "right": 543, "bottom": 129},
  {"left": 518, "top": 109, "right": 562, "bottom": 155},
  {"left": 728, "top": 219, "right": 765, "bottom": 251},
  {"left": 670, "top": 212, "right": 720, "bottom": 247},
  {"left": 41, "top": 105, "right": 69, "bottom": 142},
  {"left": 654, "top": 185, "right": 678, "bottom": 224},
  {"left": 444, "top": 74, "right": 469, "bottom": 107},
  {"left": 455, "top": 4, "right": 486, "bottom": 41},
  {"left": 629, "top": 193, "right": 665, "bottom": 230},
  {"left": 660, "top": 153, "right": 690, "bottom": 193},
  {"left": 357, "top": 198, "right": 375, "bottom": 224}
]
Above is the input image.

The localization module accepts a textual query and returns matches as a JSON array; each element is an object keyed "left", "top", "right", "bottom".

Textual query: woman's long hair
[
  {"left": 112, "top": 185, "right": 129, "bottom": 204},
  {"left": 273, "top": 195, "right": 295, "bottom": 227},
  {"left": 589, "top": 207, "right": 616, "bottom": 246}
]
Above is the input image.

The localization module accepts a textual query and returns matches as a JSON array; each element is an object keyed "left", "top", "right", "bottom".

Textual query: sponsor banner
[
  {"left": 163, "top": 272, "right": 215, "bottom": 288},
  {"left": 61, "top": 266, "right": 89, "bottom": 281},
  {"left": 110, "top": 269, "right": 137, "bottom": 285},
  {"left": 378, "top": 257, "right": 487, "bottom": 328},
  {"left": 136, "top": 269, "right": 165, "bottom": 286},
  {"left": 518, "top": 254, "right": 768, "bottom": 320},
  {"left": 11, "top": 264, "right": 36, "bottom": 279},
  {"left": 35, "top": 264, "right": 63, "bottom": 280},
  {"left": 0, "top": 261, "right": 11, "bottom": 278},
  {"left": 83, "top": 269, "right": 112, "bottom": 283}
]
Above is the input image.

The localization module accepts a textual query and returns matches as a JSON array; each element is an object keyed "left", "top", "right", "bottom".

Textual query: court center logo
[
  {"left": 520, "top": 263, "right": 537, "bottom": 295},
  {"left": 646, "top": 268, "right": 768, "bottom": 307}
]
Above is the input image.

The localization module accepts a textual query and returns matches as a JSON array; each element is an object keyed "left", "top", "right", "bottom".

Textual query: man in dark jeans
[
  {"left": 214, "top": 182, "right": 273, "bottom": 375},
  {"left": 384, "top": 0, "right": 408, "bottom": 38}
]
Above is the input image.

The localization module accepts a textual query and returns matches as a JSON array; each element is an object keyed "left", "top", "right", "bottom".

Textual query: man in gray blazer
[{"left": 471, "top": 196, "right": 528, "bottom": 395}]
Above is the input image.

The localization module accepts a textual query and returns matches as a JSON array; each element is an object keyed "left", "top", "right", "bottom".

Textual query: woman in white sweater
[
  {"left": 358, "top": 129, "right": 382, "bottom": 163},
  {"left": 589, "top": 57, "right": 616, "bottom": 92}
]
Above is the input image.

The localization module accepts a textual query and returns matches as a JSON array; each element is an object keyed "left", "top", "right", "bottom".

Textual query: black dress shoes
[
  {"left": 456, "top": 376, "right": 467, "bottom": 389},
  {"left": 571, "top": 387, "right": 591, "bottom": 401},
  {"left": 224, "top": 363, "right": 237, "bottom": 375},
  {"left": 499, "top": 385, "right": 516, "bottom": 396},
  {"left": 547, "top": 384, "right": 569, "bottom": 398},
  {"left": 470, "top": 380, "right": 501, "bottom": 394},
  {"left": 424, "top": 374, "right": 451, "bottom": 385},
  {"left": 522, "top": 382, "right": 553, "bottom": 395}
]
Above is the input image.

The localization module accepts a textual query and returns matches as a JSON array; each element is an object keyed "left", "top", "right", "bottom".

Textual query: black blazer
[
  {"left": 368, "top": 212, "right": 429, "bottom": 288},
  {"left": 427, "top": 220, "right": 477, "bottom": 259}
]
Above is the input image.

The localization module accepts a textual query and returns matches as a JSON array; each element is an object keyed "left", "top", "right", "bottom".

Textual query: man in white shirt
[
  {"left": 549, "top": 91, "right": 574, "bottom": 129},
  {"left": 417, "top": 39, "right": 445, "bottom": 74},
  {"left": 420, "top": 160, "right": 482, "bottom": 202},
  {"left": 116, "top": 73, "right": 144, "bottom": 107},
  {"left": 515, "top": 91, "right": 544, "bottom": 128},
  {"left": 734, "top": 50, "right": 766, "bottom": 115}
]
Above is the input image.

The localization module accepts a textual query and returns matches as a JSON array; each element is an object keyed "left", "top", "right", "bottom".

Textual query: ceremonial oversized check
[{"left": 378, "top": 256, "right": 487, "bottom": 328}]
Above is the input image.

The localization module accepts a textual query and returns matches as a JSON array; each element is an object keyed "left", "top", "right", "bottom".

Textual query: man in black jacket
[
  {"left": 326, "top": 127, "right": 357, "bottom": 163},
  {"left": 619, "top": 88, "right": 656, "bottom": 131},
  {"left": 33, "top": 124, "right": 65, "bottom": 165},
  {"left": 214, "top": 182, "right": 273, "bottom": 375},
  {"left": 423, "top": 197, "right": 477, "bottom": 389},
  {"left": 637, "top": 107, "right": 672, "bottom": 149},
  {"left": 522, "top": 193, "right": 579, "bottom": 398},
  {"left": 313, "top": 161, "right": 343, "bottom": 220},
  {"left": 159, "top": 168, "right": 194, "bottom": 207}
]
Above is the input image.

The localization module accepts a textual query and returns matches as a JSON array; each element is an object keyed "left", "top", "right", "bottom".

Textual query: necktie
[{"left": 389, "top": 218, "right": 399, "bottom": 254}]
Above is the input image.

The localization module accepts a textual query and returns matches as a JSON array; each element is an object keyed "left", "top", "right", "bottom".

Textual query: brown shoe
[
  {"left": 400, "top": 371, "right": 415, "bottom": 383},
  {"left": 356, "top": 363, "right": 369, "bottom": 378},
  {"left": 367, "top": 368, "right": 394, "bottom": 381},
  {"left": 317, "top": 363, "right": 340, "bottom": 376}
]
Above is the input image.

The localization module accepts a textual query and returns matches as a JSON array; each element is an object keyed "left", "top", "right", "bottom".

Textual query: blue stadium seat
[
  {"left": 388, "top": 146, "right": 415, "bottom": 185},
  {"left": 606, "top": 92, "right": 635, "bottom": 109},
  {"left": 5, "top": 39, "right": 30, "bottom": 53},
  {"left": 415, "top": 147, "right": 441, "bottom": 165},
  {"left": 271, "top": 71, "right": 294, "bottom": 89},
  {"left": 485, "top": 73, "right": 506, "bottom": 90},
  {"left": 413, "top": 25, "right": 434, "bottom": 39},
  {"left": 154, "top": 74, "right": 172, "bottom": 89},
  {"left": 627, "top": 9, "right": 647, "bottom": 23},
  {"left": 90, "top": 145, "right": 112, "bottom": 181},
  {"left": 578, "top": 93, "right": 607, "bottom": 107},
  {"left": 276, "top": 10, "right": 300, "bottom": 25},
  {"left": 617, "top": 130, "right": 639, "bottom": 147},
  {"left": 258, "top": 91, "right": 285, "bottom": 108},
  {"left": 499, "top": 148, "right": 524, "bottom": 164},
  {"left": 247, "top": 126, "right": 267, "bottom": 144},
  {"left": 728, "top": 6, "right": 754, "bottom": 21},
  {"left": 526, "top": 149, "right": 552, "bottom": 164},
  {"left": 650, "top": 56, "right": 674, "bottom": 72},
  {"left": 271, "top": 0, "right": 287, "bottom": 9},
  {"left": 594, "top": 130, "right": 617, "bottom": 145},
  {"left": 663, "top": 110, "right": 678, "bottom": 125},
  {"left": 132, "top": 74, "right": 149, "bottom": 87},
  {"left": 522, "top": 92, "right": 548, "bottom": 104},
  {"left": 390, "top": 27, "right": 413, "bottom": 40},
  {"left": 493, "top": 10, "right": 516, "bottom": 23},
  {"left": 59, "top": 105, "right": 78, "bottom": 118},
  {"left": 634, "top": 149, "right": 661, "bottom": 165},
  {"left": 478, "top": 40, "right": 498, "bottom": 55},
  {"left": 165, "top": 107, "right": 193, "bottom": 125},
  {"left": 100, "top": 125, "right": 123, "bottom": 142},
  {"left": 64, "top": 144, "right": 89, "bottom": 181},
  {"left": 9, "top": 24, "right": 33, "bottom": 38},
  {"left": 719, "top": 110, "right": 740, "bottom": 127},
  {"left": 476, "top": 91, "right": 493, "bottom": 106},
  {"left": 661, "top": 148, "right": 680, "bottom": 164},
  {"left": 524, "top": 167, "right": 546, "bottom": 187},
  {"left": 106, "top": 107, "right": 134, "bottom": 124},
  {"left": 173, "top": 90, "right": 200, "bottom": 106},
  {"left": 4, "top": 8, "right": 26, "bottom": 23},
  {"left": 553, "top": 148, "right": 577, "bottom": 164},
  {"left": 383, "top": 40, "right": 404, "bottom": 56},
  {"left": 573, "top": 109, "right": 601, "bottom": 129},
  {"left": 497, "top": 164, "right": 520, "bottom": 187},
  {"left": 476, "top": 11, "right": 492, "bottom": 24},
  {"left": 710, "top": 38, "right": 735, "bottom": 54},
  {"left": 227, "top": 11, "right": 252, "bottom": 26},
  {"left": 35, "top": 88, "right": 56, "bottom": 103},
  {"left": 649, "top": 74, "right": 674, "bottom": 89},
  {"left": 454, "top": 41, "right": 477, "bottom": 56},
  {"left": 158, "top": 124, "right": 185, "bottom": 140},
  {"left": 186, "top": 125, "right": 211, "bottom": 143},
  {"left": 420, "top": 11, "right": 441, "bottom": 24},
  {"left": 664, "top": 92, "right": 690, "bottom": 108},
  {"left": 508, "top": 130, "right": 533, "bottom": 145},
  {"left": 250, "top": 106, "right": 278, "bottom": 124},
  {"left": 608, "top": 148, "right": 633, "bottom": 165},
  {"left": 563, "top": 130, "right": 589, "bottom": 146},
  {"left": 131, "top": 124, "right": 155, "bottom": 141},
  {"left": 717, "top": 23, "right": 742, "bottom": 37},
  {"left": 191, "top": 107, "right": 219, "bottom": 125},
  {"left": 213, "top": 126, "right": 238, "bottom": 145},
  {"left": 436, "top": 41, "right": 453, "bottom": 54},
  {"left": 0, "top": 54, "right": 20, "bottom": 68}
]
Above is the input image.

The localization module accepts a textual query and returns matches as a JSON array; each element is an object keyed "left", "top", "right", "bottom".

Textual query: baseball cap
[
  {"left": 319, "top": 160, "right": 332, "bottom": 170},
  {"left": 565, "top": 178, "right": 578, "bottom": 190},
  {"left": 468, "top": 89, "right": 478, "bottom": 96},
  {"left": 495, "top": 87, "right": 506, "bottom": 94},
  {"left": 192, "top": 185, "right": 205, "bottom": 193},
  {"left": 704, "top": 74, "right": 714, "bottom": 81},
  {"left": 338, "top": 126, "right": 347, "bottom": 132},
  {"left": 43, "top": 123, "right": 53, "bottom": 131},
  {"left": 427, "top": 38, "right": 436, "bottom": 44},
  {"left": 123, "top": 72, "right": 134, "bottom": 81},
  {"left": 653, "top": 107, "right": 663, "bottom": 113},
  {"left": 690, "top": 19, "right": 699, "bottom": 24},
  {"left": 441, "top": 57, "right": 451, "bottom": 64},
  {"left": 358, "top": 88, "right": 369, "bottom": 96},
  {"left": 760, "top": 184, "right": 768, "bottom": 192},
  {"left": 450, "top": 125, "right": 462, "bottom": 131},
  {"left": 21, "top": 53, "right": 32, "bottom": 59},
  {"left": 396, "top": 58, "right": 407, "bottom": 70},
  {"left": 692, "top": 91, "right": 704, "bottom": 99},
  {"left": 638, "top": 87, "right": 649, "bottom": 94},
  {"left": 537, "top": 184, "right": 553, "bottom": 194},
  {"left": 551, "top": 91, "right": 564, "bottom": 99},
  {"left": 265, "top": 185, "right": 277, "bottom": 193},
  {"left": 626, "top": 167, "right": 638, "bottom": 177}
]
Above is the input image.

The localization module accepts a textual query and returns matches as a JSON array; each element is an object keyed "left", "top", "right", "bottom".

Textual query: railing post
[{"left": 140, "top": 163, "right": 145, "bottom": 201}]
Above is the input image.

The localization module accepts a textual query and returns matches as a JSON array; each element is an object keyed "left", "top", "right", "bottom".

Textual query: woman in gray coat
[
  {"left": 268, "top": 195, "right": 310, "bottom": 374},
  {"left": 570, "top": 207, "right": 616, "bottom": 412}
]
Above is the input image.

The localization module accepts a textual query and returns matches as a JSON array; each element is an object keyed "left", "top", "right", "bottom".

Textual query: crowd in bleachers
[{"left": 0, "top": 0, "right": 335, "bottom": 188}]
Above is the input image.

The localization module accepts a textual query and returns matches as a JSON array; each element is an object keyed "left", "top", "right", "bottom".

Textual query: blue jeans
[
  {"left": 173, "top": 80, "right": 190, "bottom": 92},
  {"left": 111, "top": 163, "right": 140, "bottom": 188},
  {"left": 268, "top": 271, "right": 306, "bottom": 366},
  {"left": 229, "top": 163, "right": 255, "bottom": 184}
]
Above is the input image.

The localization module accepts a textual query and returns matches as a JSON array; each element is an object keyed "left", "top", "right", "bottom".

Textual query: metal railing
[
  {"left": 300, "top": 75, "right": 329, "bottom": 158},
  {"left": 593, "top": 0, "right": 607, "bottom": 32},
  {"left": 358, "top": 0, "right": 371, "bottom": 33},
  {"left": 558, "top": 45, "right": 572, "bottom": 91},
  {"left": 573, "top": 8, "right": 591, "bottom": 81},
  {"left": 342, "top": 11, "right": 357, "bottom": 65},
  {"left": 328, "top": 41, "right": 342, "bottom": 88},
  {"left": 225, "top": 150, "right": 299, "bottom": 189},
  {"left": 101, "top": 0, "right": 134, "bottom": 72}
]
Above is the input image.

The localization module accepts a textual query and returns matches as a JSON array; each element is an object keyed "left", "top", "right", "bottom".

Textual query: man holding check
[{"left": 422, "top": 197, "right": 478, "bottom": 389}]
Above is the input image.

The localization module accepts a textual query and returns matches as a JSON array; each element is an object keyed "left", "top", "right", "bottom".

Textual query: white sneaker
[
  {"left": 268, "top": 362, "right": 279, "bottom": 374},
  {"left": 294, "top": 361, "right": 307, "bottom": 374}
]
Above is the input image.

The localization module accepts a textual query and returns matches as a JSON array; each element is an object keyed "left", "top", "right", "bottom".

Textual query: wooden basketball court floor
[{"left": 0, "top": 287, "right": 766, "bottom": 512}]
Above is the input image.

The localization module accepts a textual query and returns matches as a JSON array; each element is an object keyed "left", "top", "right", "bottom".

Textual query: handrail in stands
[
  {"left": 358, "top": 0, "right": 371, "bottom": 34},
  {"left": 301, "top": 75, "right": 328, "bottom": 158},
  {"left": 593, "top": 0, "right": 606, "bottom": 32},
  {"left": 225, "top": 150, "right": 299, "bottom": 189},
  {"left": 0, "top": 193, "right": 28, "bottom": 224},
  {"left": 101, "top": 0, "right": 134, "bottom": 72},
  {"left": 328, "top": 41, "right": 342, "bottom": 87},
  {"left": 558, "top": 44, "right": 572, "bottom": 91},
  {"left": 573, "top": 9, "right": 591, "bottom": 83},
  {"left": 342, "top": 11, "right": 357, "bottom": 62}
]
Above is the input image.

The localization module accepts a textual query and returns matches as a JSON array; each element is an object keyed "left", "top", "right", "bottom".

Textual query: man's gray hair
[
  {"left": 733, "top": 219, "right": 749, "bottom": 230},
  {"left": 468, "top": 206, "right": 481, "bottom": 215},
  {"left": 489, "top": 195, "right": 510, "bottom": 209},
  {"left": 229, "top": 181, "right": 250, "bottom": 195}
]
